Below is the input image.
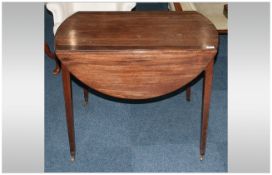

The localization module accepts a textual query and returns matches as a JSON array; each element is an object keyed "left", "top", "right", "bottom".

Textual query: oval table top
[{"left": 55, "top": 11, "right": 218, "bottom": 99}]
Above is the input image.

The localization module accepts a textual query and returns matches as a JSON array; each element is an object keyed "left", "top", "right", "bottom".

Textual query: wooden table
[{"left": 55, "top": 11, "right": 218, "bottom": 161}]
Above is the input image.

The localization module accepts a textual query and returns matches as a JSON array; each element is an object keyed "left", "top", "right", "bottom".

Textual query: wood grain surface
[
  {"left": 55, "top": 12, "right": 218, "bottom": 51},
  {"left": 55, "top": 11, "right": 218, "bottom": 99},
  {"left": 56, "top": 11, "right": 219, "bottom": 160}
]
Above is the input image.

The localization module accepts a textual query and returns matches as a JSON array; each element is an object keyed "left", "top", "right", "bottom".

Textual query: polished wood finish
[
  {"left": 56, "top": 12, "right": 218, "bottom": 51},
  {"left": 171, "top": 5, "right": 192, "bottom": 102},
  {"left": 62, "top": 65, "right": 76, "bottom": 161},
  {"left": 55, "top": 12, "right": 218, "bottom": 160},
  {"left": 56, "top": 12, "right": 218, "bottom": 99},
  {"left": 45, "top": 42, "right": 88, "bottom": 102},
  {"left": 200, "top": 59, "right": 214, "bottom": 159},
  {"left": 44, "top": 42, "right": 61, "bottom": 75},
  {"left": 57, "top": 50, "right": 216, "bottom": 99}
]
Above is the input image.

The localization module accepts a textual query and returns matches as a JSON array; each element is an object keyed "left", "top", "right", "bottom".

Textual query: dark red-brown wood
[
  {"left": 57, "top": 50, "right": 216, "bottom": 99},
  {"left": 200, "top": 59, "right": 214, "bottom": 160},
  {"left": 62, "top": 65, "right": 76, "bottom": 161},
  {"left": 55, "top": 11, "right": 218, "bottom": 160},
  {"left": 56, "top": 12, "right": 218, "bottom": 99},
  {"left": 44, "top": 42, "right": 61, "bottom": 75},
  {"left": 56, "top": 12, "right": 218, "bottom": 51}
]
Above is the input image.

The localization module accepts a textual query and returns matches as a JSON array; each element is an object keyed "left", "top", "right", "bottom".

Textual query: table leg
[
  {"left": 200, "top": 59, "right": 214, "bottom": 160},
  {"left": 83, "top": 88, "right": 88, "bottom": 106},
  {"left": 62, "top": 65, "right": 76, "bottom": 161},
  {"left": 44, "top": 42, "right": 60, "bottom": 75},
  {"left": 186, "top": 87, "right": 191, "bottom": 101}
]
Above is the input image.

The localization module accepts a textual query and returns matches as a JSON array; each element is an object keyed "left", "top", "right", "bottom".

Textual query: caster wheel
[
  {"left": 70, "top": 153, "right": 75, "bottom": 162},
  {"left": 200, "top": 155, "right": 204, "bottom": 161}
]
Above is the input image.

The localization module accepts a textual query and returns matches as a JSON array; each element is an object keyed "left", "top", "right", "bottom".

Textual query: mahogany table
[{"left": 55, "top": 11, "right": 218, "bottom": 161}]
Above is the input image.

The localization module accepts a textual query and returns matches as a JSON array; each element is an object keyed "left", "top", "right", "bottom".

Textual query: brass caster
[
  {"left": 70, "top": 153, "right": 75, "bottom": 162},
  {"left": 200, "top": 155, "right": 204, "bottom": 161}
]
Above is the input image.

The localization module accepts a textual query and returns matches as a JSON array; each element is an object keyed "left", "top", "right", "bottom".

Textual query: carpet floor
[{"left": 45, "top": 3, "right": 227, "bottom": 172}]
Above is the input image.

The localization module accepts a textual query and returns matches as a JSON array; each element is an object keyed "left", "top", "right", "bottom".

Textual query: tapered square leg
[
  {"left": 186, "top": 87, "right": 191, "bottom": 101},
  {"left": 62, "top": 65, "right": 76, "bottom": 161},
  {"left": 44, "top": 42, "right": 60, "bottom": 75},
  {"left": 200, "top": 59, "right": 214, "bottom": 160},
  {"left": 83, "top": 88, "right": 88, "bottom": 106}
]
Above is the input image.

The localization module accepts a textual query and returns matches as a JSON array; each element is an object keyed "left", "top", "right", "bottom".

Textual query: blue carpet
[{"left": 44, "top": 4, "right": 227, "bottom": 172}]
